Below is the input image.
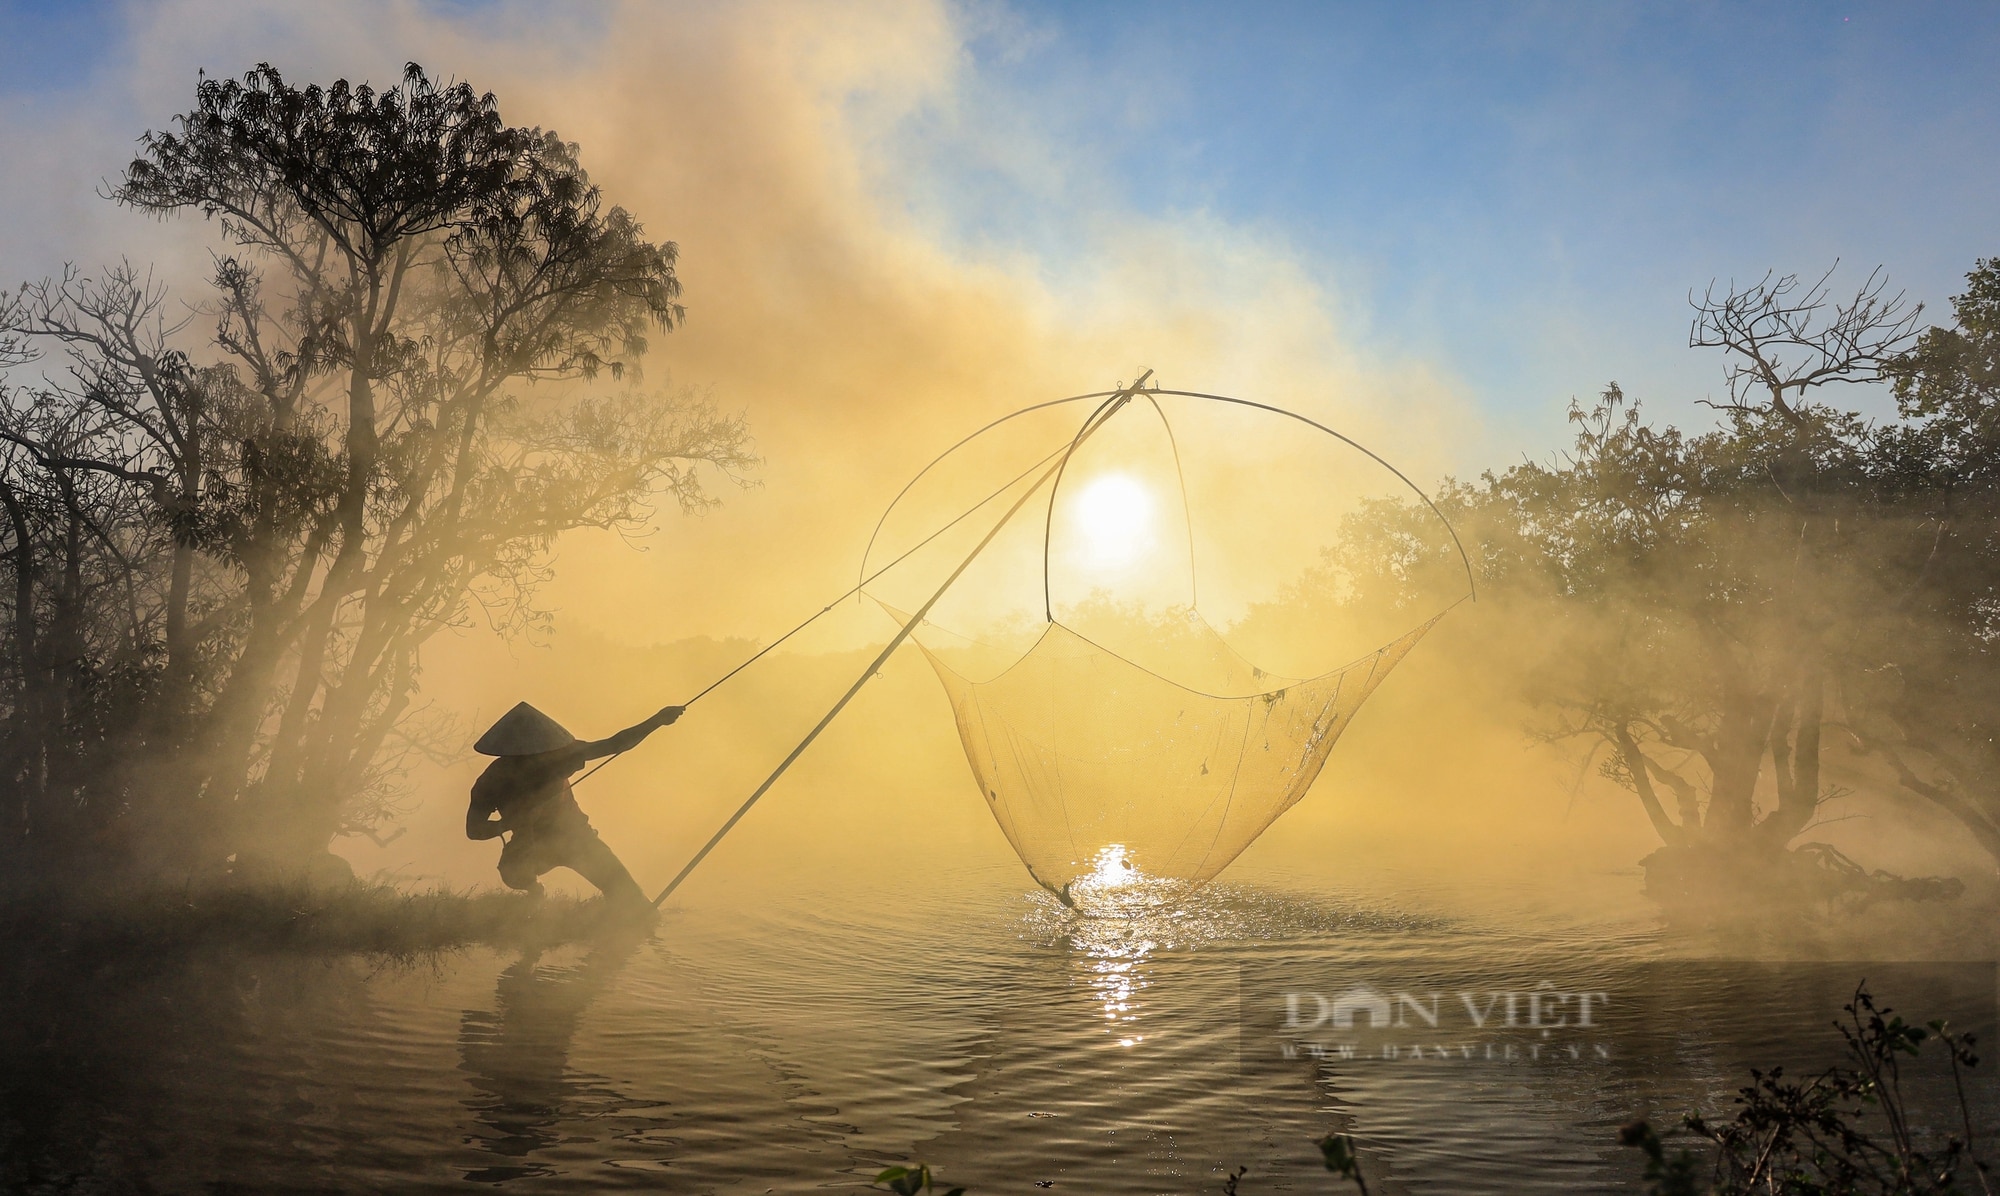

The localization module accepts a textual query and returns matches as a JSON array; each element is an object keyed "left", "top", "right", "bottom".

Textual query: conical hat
[{"left": 474, "top": 702, "right": 577, "bottom": 756}]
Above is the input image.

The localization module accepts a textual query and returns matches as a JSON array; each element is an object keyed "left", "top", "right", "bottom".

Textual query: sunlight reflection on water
[{"left": 2, "top": 861, "right": 1993, "bottom": 1194}]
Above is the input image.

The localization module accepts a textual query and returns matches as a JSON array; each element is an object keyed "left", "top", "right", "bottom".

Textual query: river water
[{"left": 2, "top": 854, "right": 1995, "bottom": 1194}]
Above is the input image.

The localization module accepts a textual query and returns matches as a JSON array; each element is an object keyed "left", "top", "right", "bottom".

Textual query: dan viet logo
[{"left": 1271, "top": 982, "right": 1613, "bottom": 1064}]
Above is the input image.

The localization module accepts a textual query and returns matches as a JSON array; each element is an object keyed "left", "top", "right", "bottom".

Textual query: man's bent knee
[{"left": 498, "top": 856, "right": 545, "bottom": 895}]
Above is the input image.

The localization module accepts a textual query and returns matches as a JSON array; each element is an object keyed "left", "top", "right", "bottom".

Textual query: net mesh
[
  {"left": 857, "top": 388, "right": 1466, "bottom": 903},
  {"left": 908, "top": 609, "right": 1442, "bottom": 897}
]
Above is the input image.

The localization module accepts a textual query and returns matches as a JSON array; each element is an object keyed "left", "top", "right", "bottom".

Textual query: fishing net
[
  {"left": 859, "top": 383, "right": 1468, "bottom": 905},
  {"left": 903, "top": 607, "right": 1441, "bottom": 899}
]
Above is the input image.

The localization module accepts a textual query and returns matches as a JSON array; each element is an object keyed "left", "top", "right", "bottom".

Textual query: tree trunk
[
  {"left": 1614, "top": 723, "right": 1685, "bottom": 845},
  {"left": 0, "top": 475, "right": 42, "bottom": 855},
  {"left": 160, "top": 440, "right": 202, "bottom": 705},
  {"left": 251, "top": 317, "right": 380, "bottom": 858},
  {"left": 1876, "top": 744, "right": 2000, "bottom": 868},
  {"left": 1702, "top": 682, "right": 1775, "bottom": 836},
  {"left": 1760, "top": 661, "right": 1824, "bottom": 846}
]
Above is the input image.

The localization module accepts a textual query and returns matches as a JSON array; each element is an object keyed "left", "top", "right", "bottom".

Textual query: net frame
[{"left": 861, "top": 385, "right": 1473, "bottom": 901}]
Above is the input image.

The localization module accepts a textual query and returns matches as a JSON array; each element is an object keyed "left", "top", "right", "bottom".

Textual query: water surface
[{"left": 2, "top": 859, "right": 1993, "bottom": 1193}]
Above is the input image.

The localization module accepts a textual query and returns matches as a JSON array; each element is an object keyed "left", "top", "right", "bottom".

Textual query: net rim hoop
[
  {"left": 859, "top": 381, "right": 1476, "bottom": 693},
  {"left": 860, "top": 385, "right": 1476, "bottom": 607},
  {"left": 857, "top": 390, "right": 1120, "bottom": 588},
  {"left": 1091, "top": 389, "right": 1476, "bottom": 605}
]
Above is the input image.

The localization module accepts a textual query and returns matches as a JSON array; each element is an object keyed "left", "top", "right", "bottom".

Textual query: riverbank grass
[{"left": 0, "top": 874, "right": 633, "bottom": 957}]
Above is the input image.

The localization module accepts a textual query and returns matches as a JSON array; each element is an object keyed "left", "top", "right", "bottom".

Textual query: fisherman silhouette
[{"left": 467, "top": 702, "right": 681, "bottom": 907}]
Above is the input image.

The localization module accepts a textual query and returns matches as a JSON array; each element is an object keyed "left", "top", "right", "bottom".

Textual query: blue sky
[
  {"left": 891, "top": 1, "right": 2000, "bottom": 445},
  {"left": 2, "top": 1, "right": 1996, "bottom": 459}
]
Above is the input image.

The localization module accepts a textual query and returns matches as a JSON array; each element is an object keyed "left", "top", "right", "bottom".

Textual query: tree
[
  {"left": 0, "top": 281, "right": 182, "bottom": 859},
  {"left": 1689, "top": 264, "right": 1923, "bottom": 432},
  {"left": 1490, "top": 388, "right": 1875, "bottom": 866},
  {"left": 1488, "top": 268, "right": 1931, "bottom": 890},
  {"left": 1847, "top": 258, "right": 2000, "bottom": 865},
  {"left": 0, "top": 63, "right": 753, "bottom": 878},
  {"left": 1260, "top": 266, "right": 1947, "bottom": 903}
]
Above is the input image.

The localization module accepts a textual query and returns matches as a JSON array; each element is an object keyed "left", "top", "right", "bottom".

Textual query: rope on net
[
  {"left": 642, "top": 375, "right": 1154, "bottom": 905},
  {"left": 570, "top": 402, "right": 1104, "bottom": 788}
]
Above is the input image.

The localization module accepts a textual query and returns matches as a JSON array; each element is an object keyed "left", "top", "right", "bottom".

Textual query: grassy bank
[{"left": 0, "top": 876, "right": 631, "bottom": 959}]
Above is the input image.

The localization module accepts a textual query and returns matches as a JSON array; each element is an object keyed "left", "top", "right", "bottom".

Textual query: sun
[{"left": 1073, "top": 473, "right": 1155, "bottom": 568}]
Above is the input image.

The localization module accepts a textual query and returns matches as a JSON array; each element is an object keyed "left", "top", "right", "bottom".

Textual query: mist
[{"left": 4, "top": 5, "right": 2000, "bottom": 1193}]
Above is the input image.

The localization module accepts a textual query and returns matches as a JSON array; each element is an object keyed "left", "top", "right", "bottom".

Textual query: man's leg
[
  {"left": 497, "top": 835, "right": 548, "bottom": 898},
  {"left": 561, "top": 830, "right": 649, "bottom": 907}
]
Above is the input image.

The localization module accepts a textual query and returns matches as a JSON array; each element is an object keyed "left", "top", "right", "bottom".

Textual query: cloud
[
  {"left": 4, "top": 0, "right": 1476, "bottom": 647},
  {"left": 477, "top": 0, "right": 1479, "bottom": 642}
]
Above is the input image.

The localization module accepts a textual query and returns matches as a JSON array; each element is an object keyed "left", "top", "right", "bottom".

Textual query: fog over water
[
  {"left": 9, "top": 834, "right": 1998, "bottom": 1192},
  {"left": 3, "top": 4, "right": 1999, "bottom": 1193}
]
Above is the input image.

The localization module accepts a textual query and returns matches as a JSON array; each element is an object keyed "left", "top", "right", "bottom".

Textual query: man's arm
[
  {"left": 467, "top": 772, "right": 507, "bottom": 841},
  {"left": 577, "top": 706, "right": 684, "bottom": 761}
]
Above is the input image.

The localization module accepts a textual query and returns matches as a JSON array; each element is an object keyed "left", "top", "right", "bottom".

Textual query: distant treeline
[
  {"left": 0, "top": 63, "right": 753, "bottom": 885},
  {"left": 1269, "top": 258, "right": 2000, "bottom": 896}
]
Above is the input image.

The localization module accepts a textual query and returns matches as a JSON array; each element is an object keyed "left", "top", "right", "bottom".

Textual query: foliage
[
  {"left": 1315, "top": 1133, "right": 1371, "bottom": 1193},
  {"left": 1620, "top": 985, "right": 1993, "bottom": 1195},
  {"left": 1493, "top": 386, "right": 1868, "bottom": 857},
  {"left": 872, "top": 1162, "right": 965, "bottom": 1196},
  {"left": 0, "top": 62, "right": 754, "bottom": 880},
  {"left": 1620, "top": 1120, "right": 1708, "bottom": 1196},
  {"left": 1263, "top": 256, "right": 2000, "bottom": 891},
  {"left": 1848, "top": 258, "right": 2000, "bottom": 866}
]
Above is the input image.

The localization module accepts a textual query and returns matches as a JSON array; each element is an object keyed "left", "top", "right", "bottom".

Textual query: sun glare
[
  {"left": 1086, "top": 842, "right": 1135, "bottom": 889},
  {"left": 1073, "top": 473, "right": 1155, "bottom": 568}
]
